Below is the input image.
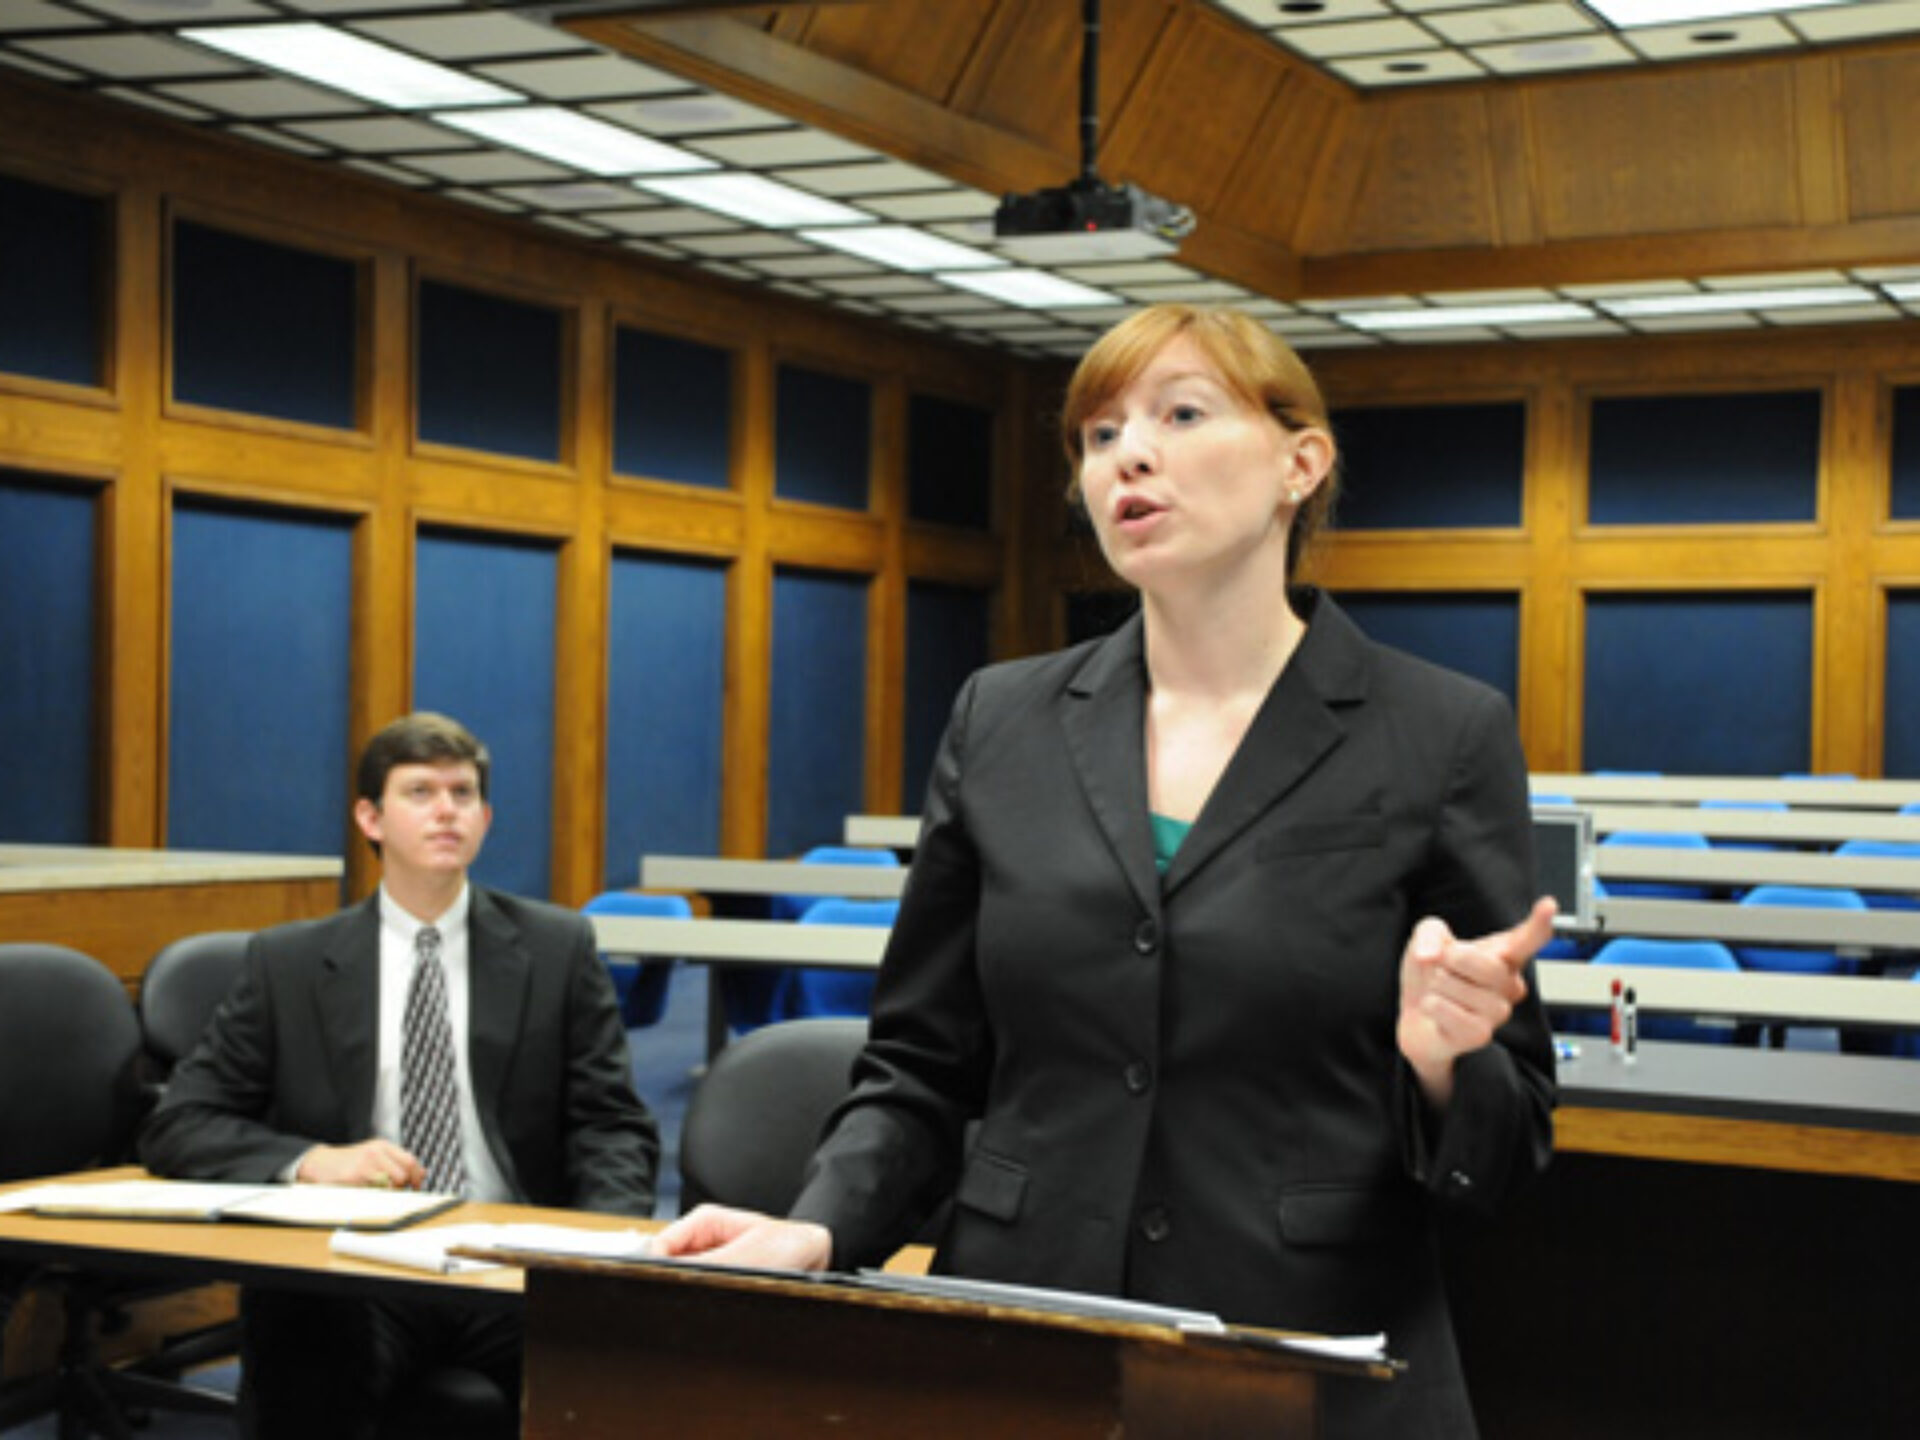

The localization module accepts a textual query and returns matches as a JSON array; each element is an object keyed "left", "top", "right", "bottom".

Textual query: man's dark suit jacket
[
  {"left": 140, "top": 886, "right": 658, "bottom": 1217},
  {"left": 790, "top": 592, "right": 1555, "bottom": 1440}
]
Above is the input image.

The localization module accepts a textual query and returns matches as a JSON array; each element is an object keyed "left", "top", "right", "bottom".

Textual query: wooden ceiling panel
[
  {"left": 1529, "top": 66, "right": 1803, "bottom": 241},
  {"left": 1837, "top": 51, "right": 1920, "bottom": 221},
  {"left": 1334, "top": 92, "right": 1502, "bottom": 257},
  {"left": 773, "top": 0, "right": 1002, "bottom": 108},
  {"left": 1100, "top": 6, "right": 1299, "bottom": 214}
]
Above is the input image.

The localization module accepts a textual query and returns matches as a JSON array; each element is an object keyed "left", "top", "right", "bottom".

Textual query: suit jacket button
[
  {"left": 1133, "top": 919, "right": 1158, "bottom": 955},
  {"left": 1138, "top": 1205, "right": 1172, "bottom": 1243},
  {"left": 1123, "top": 1060, "right": 1152, "bottom": 1095}
]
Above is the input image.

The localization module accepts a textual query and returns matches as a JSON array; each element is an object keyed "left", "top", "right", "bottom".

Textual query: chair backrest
[
  {"left": 1590, "top": 936, "right": 1741, "bottom": 1045},
  {"left": 781, "top": 899, "right": 900, "bottom": 1019},
  {"left": 581, "top": 891, "right": 692, "bottom": 1028},
  {"left": 0, "top": 943, "right": 145, "bottom": 1181},
  {"left": 140, "top": 930, "right": 251, "bottom": 1073},
  {"left": 1732, "top": 885, "right": 1868, "bottom": 975},
  {"left": 769, "top": 845, "right": 901, "bottom": 922},
  {"left": 676, "top": 1017, "right": 868, "bottom": 1215},
  {"left": 1832, "top": 839, "right": 1920, "bottom": 911},
  {"left": 1600, "top": 830, "right": 1712, "bottom": 900}
]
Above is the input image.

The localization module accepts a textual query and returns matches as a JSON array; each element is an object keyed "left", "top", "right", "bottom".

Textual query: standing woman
[{"left": 659, "top": 304, "right": 1556, "bottom": 1438}]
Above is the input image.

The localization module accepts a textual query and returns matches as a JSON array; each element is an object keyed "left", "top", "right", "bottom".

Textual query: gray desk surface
[
  {"left": 640, "top": 855, "right": 906, "bottom": 900},
  {"left": 1594, "top": 844, "right": 1920, "bottom": 892},
  {"left": 1531, "top": 774, "right": 1920, "bottom": 811},
  {"left": 1591, "top": 895, "right": 1920, "bottom": 950},
  {"left": 1537, "top": 959, "right": 1920, "bottom": 1027},
  {"left": 1585, "top": 804, "right": 1920, "bottom": 845},
  {"left": 1552, "top": 1040, "right": 1920, "bottom": 1135}
]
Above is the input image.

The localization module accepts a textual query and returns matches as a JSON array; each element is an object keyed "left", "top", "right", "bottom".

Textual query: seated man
[{"left": 141, "top": 711, "right": 660, "bottom": 1439}]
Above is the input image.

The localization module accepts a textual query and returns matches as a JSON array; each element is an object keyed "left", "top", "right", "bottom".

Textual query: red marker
[{"left": 1609, "top": 977, "right": 1625, "bottom": 1059}]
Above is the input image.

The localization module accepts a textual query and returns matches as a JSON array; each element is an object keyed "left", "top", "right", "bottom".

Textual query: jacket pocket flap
[
  {"left": 1278, "top": 1185, "right": 1408, "bottom": 1247},
  {"left": 954, "top": 1150, "right": 1027, "bottom": 1222},
  {"left": 1256, "top": 817, "right": 1385, "bottom": 859}
]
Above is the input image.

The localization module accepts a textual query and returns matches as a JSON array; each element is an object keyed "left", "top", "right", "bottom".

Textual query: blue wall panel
[
  {"left": 1887, "top": 592, "right": 1920, "bottom": 779},
  {"left": 0, "top": 477, "right": 97, "bottom": 842},
  {"left": 417, "top": 281, "right": 563, "bottom": 462},
  {"left": 0, "top": 173, "right": 102, "bottom": 388},
  {"left": 172, "top": 221, "right": 357, "bottom": 429},
  {"left": 166, "top": 502, "right": 352, "bottom": 857},
  {"left": 1335, "top": 592, "right": 1519, "bottom": 709},
  {"left": 1332, "top": 403, "right": 1525, "bottom": 530},
  {"left": 1589, "top": 392, "right": 1820, "bottom": 525},
  {"left": 1583, "top": 592, "right": 1812, "bottom": 774},
  {"left": 775, "top": 365, "right": 870, "bottom": 509},
  {"left": 903, "top": 581, "right": 991, "bottom": 809},
  {"left": 613, "top": 328, "right": 731, "bottom": 489},
  {"left": 1892, "top": 386, "right": 1920, "bottom": 522},
  {"left": 908, "top": 394, "right": 993, "bottom": 530},
  {"left": 768, "top": 569, "right": 867, "bottom": 857},
  {"left": 415, "top": 529, "right": 557, "bottom": 898},
  {"left": 606, "top": 551, "right": 727, "bottom": 887}
]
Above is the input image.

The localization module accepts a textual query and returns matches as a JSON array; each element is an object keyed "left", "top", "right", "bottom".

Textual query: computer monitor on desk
[{"left": 1532, "top": 805, "right": 1596, "bottom": 932}]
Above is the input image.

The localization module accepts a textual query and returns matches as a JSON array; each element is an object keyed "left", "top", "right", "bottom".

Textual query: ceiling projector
[{"left": 991, "top": 178, "right": 1195, "bottom": 264}]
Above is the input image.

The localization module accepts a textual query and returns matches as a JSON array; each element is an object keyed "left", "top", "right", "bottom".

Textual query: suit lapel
[
  {"left": 1163, "top": 593, "right": 1372, "bottom": 898},
  {"left": 465, "top": 887, "right": 529, "bottom": 1146},
  {"left": 1061, "top": 616, "right": 1161, "bottom": 915},
  {"left": 316, "top": 898, "right": 382, "bottom": 1131}
]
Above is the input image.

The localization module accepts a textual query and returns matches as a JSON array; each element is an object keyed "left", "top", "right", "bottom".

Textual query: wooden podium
[{"left": 515, "top": 1256, "right": 1387, "bottom": 1438}]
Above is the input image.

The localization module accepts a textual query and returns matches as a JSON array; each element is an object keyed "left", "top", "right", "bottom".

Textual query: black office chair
[
  {"left": 0, "top": 941, "right": 237, "bottom": 1438},
  {"left": 140, "top": 929, "right": 251, "bottom": 1080},
  {"left": 676, "top": 1018, "right": 869, "bottom": 1215}
]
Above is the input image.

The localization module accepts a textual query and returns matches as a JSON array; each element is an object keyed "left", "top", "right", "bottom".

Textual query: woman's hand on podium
[{"left": 652, "top": 1203, "right": 833, "bottom": 1272}]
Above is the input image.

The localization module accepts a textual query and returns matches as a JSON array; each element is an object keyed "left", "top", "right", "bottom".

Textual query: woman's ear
[{"left": 1283, "top": 428, "right": 1335, "bottom": 502}]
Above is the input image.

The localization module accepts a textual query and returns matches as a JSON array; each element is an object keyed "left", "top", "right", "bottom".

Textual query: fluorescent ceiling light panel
[
  {"left": 181, "top": 24, "right": 514, "bottom": 110},
  {"left": 1338, "top": 302, "right": 1594, "bottom": 331},
  {"left": 434, "top": 106, "right": 710, "bottom": 176},
  {"left": 636, "top": 172, "right": 868, "bottom": 227},
  {"left": 937, "top": 269, "right": 1119, "bottom": 309},
  {"left": 800, "top": 226, "right": 1001, "bottom": 273},
  {"left": 1601, "top": 285, "right": 1873, "bottom": 317},
  {"left": 1584, "top": 0, "right": 1848, "bottom": 25}
]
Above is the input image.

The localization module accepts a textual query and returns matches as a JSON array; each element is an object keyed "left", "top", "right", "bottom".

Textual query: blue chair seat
[{"left": 780, "top": 898, "right": 900, "bottom": 1020}]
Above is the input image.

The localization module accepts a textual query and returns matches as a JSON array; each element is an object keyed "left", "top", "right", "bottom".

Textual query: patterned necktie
[{"left": 400, "top": 925, "right": 467, "bottom": 1195}]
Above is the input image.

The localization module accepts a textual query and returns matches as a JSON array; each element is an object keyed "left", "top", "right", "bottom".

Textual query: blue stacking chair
[
  {"left": 1833, "top": 839, "right": 1920, "bottom": 912},
  {"left": 581, "top": 891, "right": 691, "bottom": 1029},
  {"left": 780, "top": 898, "right": 901, "bottom": 1020},
  {"left": 725, "top": 845, "right": 902, "bottom": 1033},
  {"left": 1599, "top": 830, "right": 1712, "bottom": 900},
  {"left": 1732, "top": 885, "right": 1868, "bottom": 976},
  {"left": 1734, "top": 884, "right": 1869, "bottom": 1049},
  {"left": 1590, "top": 936, "right": 1744, "bottom": 1045}
]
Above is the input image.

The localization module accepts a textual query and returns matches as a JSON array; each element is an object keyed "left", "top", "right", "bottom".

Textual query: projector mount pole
[{"left": 1079, "top": 0, "right": 1102, "bottom": 187}]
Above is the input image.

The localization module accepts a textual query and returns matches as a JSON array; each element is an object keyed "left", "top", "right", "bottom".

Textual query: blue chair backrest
[
  {"left": 781, "top": 898, "right": 899, "bottom": 1020},
  {"left": 770, "top": 845, "right": 901, "bottom": 923},
  {"left": 1732, "top": 885, "right": 1867, "bottom": 976},
  {"left": 1833, "top": 839, "right": 1920, "bottom": 911},
  {"left": 1590, "top": 936, "right": 1742, "bottom": 1045},
  {"left": 582, "top": 891, "right": 693, "bottom": 1028},
  {"left": 1601, "top": 830, "right": 1712, "bottom": 900}
]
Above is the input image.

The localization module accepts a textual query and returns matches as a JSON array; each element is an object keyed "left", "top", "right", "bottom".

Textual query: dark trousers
[{"left": 240, "top": 1289, "right": 519, "bottom": 1440}]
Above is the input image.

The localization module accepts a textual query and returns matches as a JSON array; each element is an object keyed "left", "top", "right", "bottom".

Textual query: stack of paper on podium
[{"left": 332, "top": 1223, "right": 654, "bottom": 1276}]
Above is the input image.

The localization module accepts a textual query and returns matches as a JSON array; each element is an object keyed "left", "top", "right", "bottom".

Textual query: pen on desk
[
  {"left": 1609, "top": 977, "right": 1624, "bottom": 1060},
  {"left": 1623, "top": 986, "right": 1638, "bottom": 1065}
]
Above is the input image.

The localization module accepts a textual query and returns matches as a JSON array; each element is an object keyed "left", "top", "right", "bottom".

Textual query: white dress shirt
[{"left": 371, "top": 884, "right": 512, "bottom": 1202}]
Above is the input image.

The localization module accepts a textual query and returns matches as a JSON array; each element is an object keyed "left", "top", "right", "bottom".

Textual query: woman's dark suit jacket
[
  {"left": 139, "top": 887, "right": 659, "bottom": 1218},
  {"left": 790, "top": 591, "right": 1556, "bottom": 1439}
]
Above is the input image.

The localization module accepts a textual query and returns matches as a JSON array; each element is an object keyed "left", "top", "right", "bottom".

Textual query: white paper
[
  {"left": 221, "top": 1184, "right": 454, "bottom": 1228},
  {"left": 330, "top": 1224, "right": 502, "bottom": 1275},
  {"left": 855, "top": 1269, "right": 1226, "bottom": 1332},
  {"left": 1277, "top": 1331, "right": 1389, "bottom": 1362}
]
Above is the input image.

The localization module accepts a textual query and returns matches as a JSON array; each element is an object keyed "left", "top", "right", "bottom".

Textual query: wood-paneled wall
[{"left": 0, "top": 76, "right": 1056, "bottom": 904}]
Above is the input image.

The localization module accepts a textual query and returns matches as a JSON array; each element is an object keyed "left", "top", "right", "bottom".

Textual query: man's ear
[{"left": 352, "top": 797, "right": 383, "bottom": 846}]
